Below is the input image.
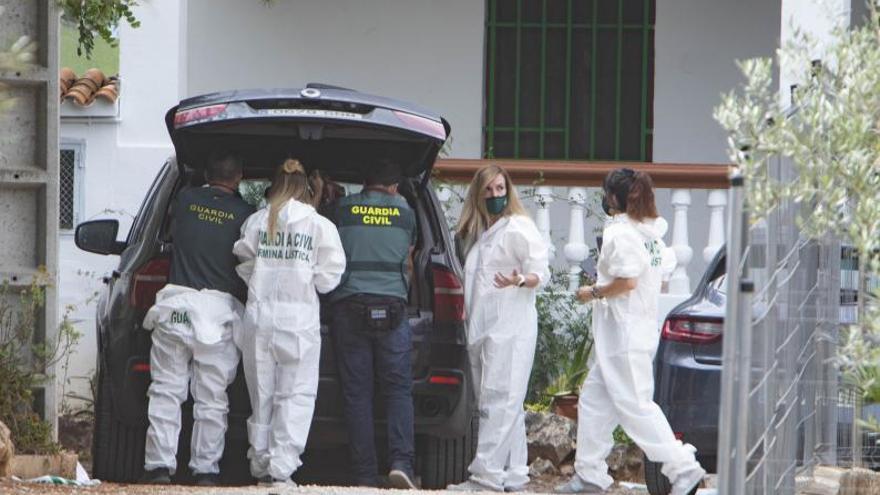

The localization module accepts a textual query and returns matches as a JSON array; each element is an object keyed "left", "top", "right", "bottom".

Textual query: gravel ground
[{"left": 0, "top": 479, "right": 651, "bottom": 494}]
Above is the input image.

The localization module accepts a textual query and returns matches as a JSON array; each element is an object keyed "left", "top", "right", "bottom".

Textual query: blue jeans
[{"left": 330, "top": 297, "right": 415, "bottom": 486}]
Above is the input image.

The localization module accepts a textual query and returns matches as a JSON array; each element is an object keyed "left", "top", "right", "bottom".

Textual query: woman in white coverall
[
  {"left": 555, "top": 169, "right": 705, "bottom": 495},
  {"left": 233, "top": 159, "right": 346, "bottom": 487},
  {"left": 447, "top": 165, "right": 550, "bottom": 492}
]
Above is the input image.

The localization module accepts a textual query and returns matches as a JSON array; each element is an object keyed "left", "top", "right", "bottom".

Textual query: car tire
[
  {"left": 91, "top": 365, "right": 147, "bottom": 482},
  {"left": 418, "top": 411, "right": 478, "bottom": 489},
  {"left": 644, "top": 458, "right": 672, "bottom": 495},
  {"left": 644, "top": 457, "right": 700, "bottom": 495},
  {"left": 645, "top": 457, "right": 699, "bottom": 495}
]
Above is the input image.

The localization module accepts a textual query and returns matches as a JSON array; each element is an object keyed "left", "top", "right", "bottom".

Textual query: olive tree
[{"left": 714, "top": 4, "right": 880, "bottom": 438}]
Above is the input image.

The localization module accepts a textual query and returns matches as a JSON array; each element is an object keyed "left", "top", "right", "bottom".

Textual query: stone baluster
[
  {"left": 668, "top": 189, "right": 693, "bottom": 295},
  {"left": 563, "top": 187, "right": 589, "bottom": 292},
  {"left": 533, "top": 186, "right": 556, "bottom": 261},
  {"left": 704, "top": 189, "right": 727, "bottom": 262},
  {"left": 434, "top": 184, "right": 454, "bottom": 231},
  {"left": 434, "top": 183, "right": 452, "bottom": 204}
]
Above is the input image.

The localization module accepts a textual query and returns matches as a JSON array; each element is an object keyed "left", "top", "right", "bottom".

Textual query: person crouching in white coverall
[
  {"left": 447, "top": 165, "right": 550, "bottom": 493},
  {"left": 555, "top": 168, "right": 706, "bottom": 495},
  {"left": 233, "top": 159, "right": 345, "bottom": 488},
  {"left": 141, "top": 150, "right": 255, "bottom": 486}
]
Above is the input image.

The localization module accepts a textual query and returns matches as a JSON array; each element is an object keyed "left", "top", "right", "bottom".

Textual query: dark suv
[
  {"left": 75, "top": 85, "right": 475, "bottom": 487},
  {"left": 645, "top": 248, "right": 880, "bottom": 495}
]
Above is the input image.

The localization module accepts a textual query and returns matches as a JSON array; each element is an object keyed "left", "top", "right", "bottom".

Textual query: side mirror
[{"left": 75, "top": 220, "right": 126, "bottom": 255}]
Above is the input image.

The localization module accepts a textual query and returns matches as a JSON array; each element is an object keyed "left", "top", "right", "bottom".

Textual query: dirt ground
[
  {"left": 0, "top": 479, "right": 652, "bottom": 494},
  {"left": 26, "top": 420, "right": 704, "bottom": 495},
  {"left": 58, "top": 413, "right": 94, "bottom": 474}
]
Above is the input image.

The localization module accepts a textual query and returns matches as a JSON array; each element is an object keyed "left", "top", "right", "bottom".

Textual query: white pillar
[
  {"left": 704, "top": 189, "right": 727, "bottom": 262},
  {"left": 534, "top": 186, "right": 555, "bottom": 261},
  {"left": 563, "top": 187, "right": 589, "bottom": 292},
  {"left": 669, "top": 189, "right": 693, "bottom": 295},
  {"left": 434, "top": 184, "right": 452, "bottom": 204},
  {"left": 433, "top": 184, "right": 457, "bottom": 234}
]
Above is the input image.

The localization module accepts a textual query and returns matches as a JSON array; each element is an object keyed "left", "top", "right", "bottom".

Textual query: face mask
[{"left": 485, "top": 196, "right": 508, "bottom": 215}]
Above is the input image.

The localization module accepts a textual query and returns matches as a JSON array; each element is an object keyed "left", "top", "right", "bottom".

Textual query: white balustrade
[
  {"left": 669, "top": 189, "right": 693, "bottom": 295},
  {"left": 533, "top": 186, "right": 556, "bottom": 261},
  {"left": 704, "top": 189, "right": 727, "bottom": 262},
  {"left": 563, "top": 187, "right": 589, "bottom": 292},
  {"left": 431, "top": 179, "right": 727, "bottom": 299}
]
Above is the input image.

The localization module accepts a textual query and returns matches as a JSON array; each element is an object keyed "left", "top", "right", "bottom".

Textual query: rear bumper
[
  {"left": 109, "top": 315, "right": 473, "bottom": 445},
  {"left": 310, "top": 367, "right": 470, "bottom": 446},
  {"left": 654, "top": 340, "right": 722, "bottom": 471}
]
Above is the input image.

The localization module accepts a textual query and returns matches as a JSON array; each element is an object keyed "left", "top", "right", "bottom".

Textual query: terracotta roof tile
[{"left": 59, "top": 67, "right": 119, "bottom": 106}]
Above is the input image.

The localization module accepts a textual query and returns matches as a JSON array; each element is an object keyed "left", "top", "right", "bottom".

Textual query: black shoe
[
  {"left": 257, "top": 475, "right": 274, "bottom": 486},
  {"left": 193, "top": 472, "right": 220, "bottom": 486},
  {"left": 140, "top": 467, "right": 171, "bottom": 485}
]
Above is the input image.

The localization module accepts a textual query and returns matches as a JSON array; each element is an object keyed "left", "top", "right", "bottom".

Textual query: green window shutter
[{"left": 485, "top": 0, "right": 655, "bottom": 161}]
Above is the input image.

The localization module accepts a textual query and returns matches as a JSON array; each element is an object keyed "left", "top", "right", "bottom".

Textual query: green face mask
[{"left": 485, "top": 196, "right": 508, "bottom": 215}]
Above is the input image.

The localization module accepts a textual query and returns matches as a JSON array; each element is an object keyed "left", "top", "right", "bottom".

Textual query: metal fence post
[{"left": 718, "top": 169, "right": 747, "bottom": 495}]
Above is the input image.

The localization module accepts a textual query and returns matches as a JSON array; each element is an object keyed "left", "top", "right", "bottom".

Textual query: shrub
[
  {"left": 528, "top": 269, "right": 593, "bottom": 405},
  {"left": 0, "top": 268, "right": 80, "bottom": 453}
]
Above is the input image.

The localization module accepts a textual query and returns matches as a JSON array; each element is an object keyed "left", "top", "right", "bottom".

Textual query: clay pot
[{"left": 552, "top": 394, "right": 579, "bottom": 420}]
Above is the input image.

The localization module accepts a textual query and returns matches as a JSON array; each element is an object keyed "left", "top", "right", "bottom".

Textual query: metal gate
[{"left": 717, "top": 155, "right": 842, "bottom": 494}]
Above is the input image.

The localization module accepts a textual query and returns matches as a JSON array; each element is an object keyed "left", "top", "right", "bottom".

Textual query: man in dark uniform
[
  {"left": 141, "top": 150, "right": 254, "bottom": 486},
  {"left": 328, "top": 160, "right": 417, "bottom": 489}
]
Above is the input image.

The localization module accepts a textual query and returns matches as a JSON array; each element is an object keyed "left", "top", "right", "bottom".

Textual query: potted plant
[
  {"left": 526, "top": 268, "right": 594, "bottom": 419},
  {"left": 545, "top": 334, "right": 592, "bottom": 420}
]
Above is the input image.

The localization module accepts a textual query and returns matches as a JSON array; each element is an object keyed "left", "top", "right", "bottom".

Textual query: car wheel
[
  {"left": 644, "top": 458, "right": 672, "bottom": 495},
  {"left": 644, "top": 457, "right": 699, "bottom": 495},
  {"left": 418, "top": 411, "right": 478, "bottom": 489},
  {"left": 91, "top": 364, "right": 147, "bottom": 482}
]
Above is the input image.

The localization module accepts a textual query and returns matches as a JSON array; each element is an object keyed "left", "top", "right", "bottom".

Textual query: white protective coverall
[
  {"left": 574, "top": 214, "right": 700, "bottom": 489},
  {"left": 143, "top": 284, "right": 244, "bottom": 475},
  {"left": 464, "top": 214, "right": 550, "bottom": 491},
  {"left": 233, "top": 199, "right": 346, "bottom": 480}
]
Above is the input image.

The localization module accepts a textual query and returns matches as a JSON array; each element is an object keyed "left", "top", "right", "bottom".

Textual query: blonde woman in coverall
[
  {"left": 233, "top": 159, "right": 346, "bottom": 488},
  {"left": 556, "top": 168, "right": 705, "bottom": 495},
  {"left": 447, "top": 164, "right": 550, "bottom": 493}
]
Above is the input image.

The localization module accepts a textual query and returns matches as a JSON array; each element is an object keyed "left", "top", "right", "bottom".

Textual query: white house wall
[
  {"left": 58, "top": 122, "right": 121, "bottom": 408},
  {"left": 59, "top": 0, "right": 185, "bottom": 408},
  {"left": 184, "top": 0, "right": 486, "bottom": 159},
  {"left": 653, "top": 0, "right": 781, "bottom": 282}
]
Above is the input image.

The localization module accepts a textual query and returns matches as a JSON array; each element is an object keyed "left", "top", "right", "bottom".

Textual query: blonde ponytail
[{"left": 267, "top": 159, "right": 322, "bottom": 237}]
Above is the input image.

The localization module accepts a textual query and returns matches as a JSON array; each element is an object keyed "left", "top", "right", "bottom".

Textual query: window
[
  {"left": 59, "top": 141, "right": 84, "bottom": 230},
  {"left": 484, "top": 0, "right": 655, "bottom": 161}
]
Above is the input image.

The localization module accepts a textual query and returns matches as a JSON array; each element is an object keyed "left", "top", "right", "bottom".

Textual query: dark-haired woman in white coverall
[{"left": 556, "top": 168, "right": 705, "bottom": 495}]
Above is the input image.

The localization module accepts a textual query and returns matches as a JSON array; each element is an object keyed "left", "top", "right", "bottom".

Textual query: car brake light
[
  {"left": 393, "top": 111, "right": 447, "bottom": 140},
  {"left": 661, "top": 316, "right": 723, "bottom": 344},
  {"left": 131, "top": 258, "right": 170, "bottom": 311},
  {"left": 173, "top": 104, "right": 228, "bottom": 128},
  {"left": 432, "top": 266, "right": 465, "bottom": 323},
  {"left": 428, "top": 374, "right": 461, "bottom": 385}
]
